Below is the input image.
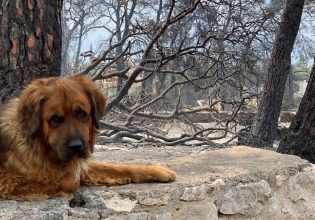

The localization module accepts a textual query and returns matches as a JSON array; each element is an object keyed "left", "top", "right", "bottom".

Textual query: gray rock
[
  {"left": 275, "top": 174, "right": 288, "bottom": 187},
  {"left": 218, "top": 180, "right": 272, "bottom": 215},
  {"left": 209, "top": 178, "right": 225, "bottom": 189},
  {"left": 68, "top": 208, "right": 100, "bottom": 220},
  {"left": 180, "top": 184, "right": 207, "bottom": 201},
  {"left": 104, "top": 212, "right": 148, "bottom": 220},
  {"left": 154, "top": 213, "right": 172, "bottom": 220},
  {"left": 138, "top": 194, "right": 170, "bottom": 206},
  {"left": 172, "top": 202, "right": 218, "bottom": 220},
  {"left": 104, "top": 195, "right": 137, "bottom": 212}
]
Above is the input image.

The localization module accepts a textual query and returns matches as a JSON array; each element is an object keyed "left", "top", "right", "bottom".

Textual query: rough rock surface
[{"left": 1, "top": 145, "right": 315, "bottom": 220}]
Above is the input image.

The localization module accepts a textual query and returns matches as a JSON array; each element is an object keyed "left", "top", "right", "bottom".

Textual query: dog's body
[{"left": 0, "top": 75, "right": 175, "bottom": 200}]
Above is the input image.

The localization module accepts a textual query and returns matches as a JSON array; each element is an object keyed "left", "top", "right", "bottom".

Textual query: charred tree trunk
[
  {"left": 283, "top": 68, "right": 294, "bottom": 110},
  {"left": 277, "top": 59, "right": 315, "bottom": 162},
  {"left": 73, "top": 22, "right": 84, "bottom": 72},
  {"left": 154, "top": 72, "right": 166, "bottom": 95},
  {"left": 114, "top": 0, "right": 137, "bottom": 94},
  {"left": 0, "top": 0, "right": 62, "bottom": 103},
  {"left": 115, "top": 46, "right": 127, "bottom": 94},
  {"left": 248, "top": 0, "right": 305, "bottom": 147}
]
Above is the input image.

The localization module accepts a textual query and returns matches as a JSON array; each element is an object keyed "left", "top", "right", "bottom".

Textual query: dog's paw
[{"left": 147, "top": 165, "right": 176, "bottom": 183}]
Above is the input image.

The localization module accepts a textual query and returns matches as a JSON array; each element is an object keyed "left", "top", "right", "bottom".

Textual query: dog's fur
[{"left": 0, "top": 75, "right": 175, "bottom": 200}]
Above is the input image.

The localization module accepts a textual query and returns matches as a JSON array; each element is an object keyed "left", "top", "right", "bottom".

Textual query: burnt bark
[
  {"left": 277, "top": 59, "right": 315, "bottom": 162},
  {"left": 114, "top": 0, "right": 136, "bottom": 94},
  {"left": 248, "top": 0, "right": 305, "bottom": 147},
  {"left": 283, "top": 68, "right": 294, "bottom": 109},
  {"left": 0, "top": 0, "right": 62, "bottom": 103},
  {"left": 73, "top": 21, "right": 84, "bottom": 72}
]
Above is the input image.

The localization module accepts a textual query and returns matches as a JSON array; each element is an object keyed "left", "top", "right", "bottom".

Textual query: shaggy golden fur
[{"left": 0, "top": 75, "right": 175, "bottom": 200}]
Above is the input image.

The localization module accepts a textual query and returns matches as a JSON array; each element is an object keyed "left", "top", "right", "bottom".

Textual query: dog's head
[{"left": 18, "top": 75, "right": 105, "bottom": 162}]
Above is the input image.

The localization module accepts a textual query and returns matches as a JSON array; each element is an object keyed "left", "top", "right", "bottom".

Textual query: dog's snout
[{"left": 67, "top": 139, "right": 83, "bottom": 153}]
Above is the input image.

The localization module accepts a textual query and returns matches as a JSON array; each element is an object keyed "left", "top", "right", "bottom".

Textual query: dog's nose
[{"left": 67, "top": 139, "right": 83, "bottom": 153}]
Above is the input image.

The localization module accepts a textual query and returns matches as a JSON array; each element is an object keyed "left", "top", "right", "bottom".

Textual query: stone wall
[{"left": 1, "top": 146, "right": 315, "bottom": 220}]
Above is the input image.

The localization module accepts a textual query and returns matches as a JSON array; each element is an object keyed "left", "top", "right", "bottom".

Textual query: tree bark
[
  {"left": 277, "top": 59, "right": 315, "bottom": 162},
  {"left": 248, "top": 0, "right": 305, "bottom": 147},
  {"left": 0, "top": 0, "right": 62, "bottom": 103},
  {"left": 283, "top": 68, "right": 294, "bottom": 109},
  {"left": 73, "top": 21, "right": 84, "bottom": 72}
]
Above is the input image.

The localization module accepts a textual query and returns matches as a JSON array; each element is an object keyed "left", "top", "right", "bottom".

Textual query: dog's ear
[
  {"left": 18, "top": 79, "right": 49, "bottom": 139},
  {"left": 69, "top": 75, "right": 106, "bottom": 129}
]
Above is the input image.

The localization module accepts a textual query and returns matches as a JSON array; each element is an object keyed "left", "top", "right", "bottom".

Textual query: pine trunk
[
  {"left": 248, "top": 0, "right": 305, "bottom": 147},
  {"left": 0, "top": 0, "right": 62, "bottom": 103},
  {"left": 277, "top": 60, "right": 315, "bottom": 162}
]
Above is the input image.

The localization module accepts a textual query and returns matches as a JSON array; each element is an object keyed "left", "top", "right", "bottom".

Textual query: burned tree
[
  {"left": 0, "top": 0, "right": 62, "bottom": 103},
  {"left": 61, "top": 0, "right": 107, "bottom": 74},
  {"left": 248, "top": 0, "right": 305, "bottom": 147},
  {"left": 68, "top": 0, "right": 283, "bottom": 146},
  {"left": 277, "top": 59, "right": 315, "bottom": 162}
]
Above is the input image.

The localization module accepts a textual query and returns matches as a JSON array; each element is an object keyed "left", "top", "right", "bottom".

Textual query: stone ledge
[{"left": 1, "top": 146, "right": 315, "bottom": 220}]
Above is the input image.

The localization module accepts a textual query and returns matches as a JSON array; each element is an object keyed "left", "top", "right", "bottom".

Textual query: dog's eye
[
  {"left": 76, "top": 108, "right": 87, "bottom": 119},
  {"left": 50, "top": 115, "right": 64, "bottom": 126}
]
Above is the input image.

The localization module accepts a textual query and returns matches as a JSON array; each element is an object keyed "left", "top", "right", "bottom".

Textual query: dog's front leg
[
  {"left": 0, "top": 173, "right": 23, "bottom": 199},
  {"left": 80, "top": 162, "right": 176, "bottom": 186},
  {"left": 0, "top": 173, "right": 79, "bottom": 200}
]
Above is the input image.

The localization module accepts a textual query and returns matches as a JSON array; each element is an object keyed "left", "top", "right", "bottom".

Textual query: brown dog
[{"left": 0, "top": 75, "right": 175, "bottom": 200}]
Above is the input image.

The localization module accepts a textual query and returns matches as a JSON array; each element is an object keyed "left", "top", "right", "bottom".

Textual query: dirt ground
[{"left": 92, "top": 142, "right": 219, "bottom": 164}]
